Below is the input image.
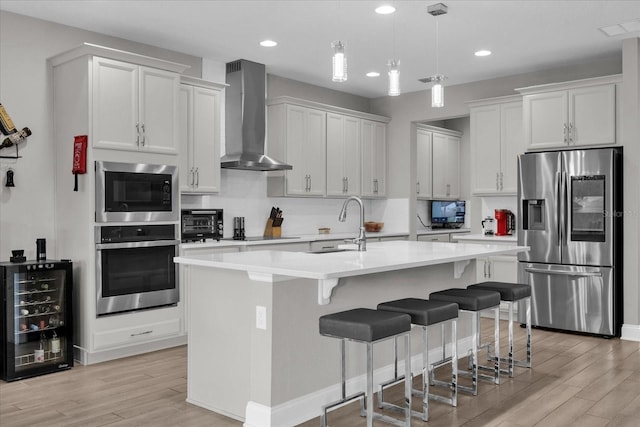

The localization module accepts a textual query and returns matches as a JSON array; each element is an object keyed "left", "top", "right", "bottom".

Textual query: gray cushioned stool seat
[
  {"left": 430, "top": 288, "right": 500, "bottom": 311},
  {"left": 319, "top": 308, "right": 411, "bottom": 342},
  {"left": 377, "top": 298, "right": 458, "bottom": 326},
  {"left": 468, "top": 281, "right": 531, "bottom": 301}
]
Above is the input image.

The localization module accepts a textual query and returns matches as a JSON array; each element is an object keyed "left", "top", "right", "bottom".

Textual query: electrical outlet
[{"left": 256, "top": 305, "right": 267, "bottom": 330}]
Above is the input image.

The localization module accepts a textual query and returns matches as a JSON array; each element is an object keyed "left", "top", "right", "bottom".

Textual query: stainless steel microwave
[{"left": 95, "top": 161, "right": 178, "bottom": 223}]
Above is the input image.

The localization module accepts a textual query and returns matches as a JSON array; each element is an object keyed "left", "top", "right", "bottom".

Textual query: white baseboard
[
  {"left": 621, "top": 324, "right": 640, "bottom": 341},
  {"left": 243, "top": 336, "right": 473, "bottom": 427},
  {"left": 73, "top": 335, "right": 187, "bottom": 365}
]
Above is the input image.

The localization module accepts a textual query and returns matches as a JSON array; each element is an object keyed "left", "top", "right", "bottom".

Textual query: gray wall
[{"left": 0, "top": 11, "right": 201, "bottom": 261}]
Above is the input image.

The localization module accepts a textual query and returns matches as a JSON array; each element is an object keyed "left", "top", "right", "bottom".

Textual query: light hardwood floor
[{"left": 1, "top": 320, "right": 638, "bottom": 426}]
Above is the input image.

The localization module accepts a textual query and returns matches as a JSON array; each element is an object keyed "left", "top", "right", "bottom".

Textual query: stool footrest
[
  {"left": 373, "top": 406, "right": 420, "bottom": 426},
  {"left": 322, "top": 391, "right": 365, "bottom": 414}
]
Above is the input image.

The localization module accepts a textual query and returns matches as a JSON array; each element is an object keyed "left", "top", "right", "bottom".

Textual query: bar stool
[
  {"left": 467, "top": 281, "right": 532, "bottom": 376},
  {"left": 319, "top": 308, "right": 412, "bottom": 427},
  {"left": 429, "top": 288, "right": 501, "bottom": 395},
  {"left": 377, "top": 298, "right": 458, "bottom": 422}
]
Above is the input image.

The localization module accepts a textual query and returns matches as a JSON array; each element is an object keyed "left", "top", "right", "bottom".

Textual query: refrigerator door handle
[
  {"left": 556, "top": 171, "right": 563, "bottom": 247},
  {"left": 524, "top": 267, "right": 602, "bottom": 278}
]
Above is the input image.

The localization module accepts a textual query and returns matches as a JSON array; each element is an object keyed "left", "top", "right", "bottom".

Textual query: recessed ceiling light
[
  {"left": 375, "top": 5, "right": 396, "bottom": 15},
  {"left": 260, "top": 40, "right": 278, "bottom": 47},
  {"left": 366, "top": 71, "right": 381, "bottom": 77},
  {"left": 475, "top": 50, "right": 492, "bottom": 57}
]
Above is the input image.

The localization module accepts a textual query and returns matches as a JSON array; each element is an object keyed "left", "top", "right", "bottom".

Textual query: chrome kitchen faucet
[{"left": 338, "top": 196, "right": 366, "bottom": 251}]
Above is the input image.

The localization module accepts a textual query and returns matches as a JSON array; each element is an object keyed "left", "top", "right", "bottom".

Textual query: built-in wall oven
[
  {"left": 95, "top": 224, "right": 179, "bottom": 316},
  {"left": 95, "top": 161, "right": 178, "bottom": 223}
]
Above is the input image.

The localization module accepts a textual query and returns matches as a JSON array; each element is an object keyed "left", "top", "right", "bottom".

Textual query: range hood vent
[{"left": 221, "top": 59, "right": 292, "bottom": 171}]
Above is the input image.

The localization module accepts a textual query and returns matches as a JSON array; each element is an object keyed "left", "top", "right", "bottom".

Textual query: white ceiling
[{"left": 2, "top": 0, "right": 639, "bottom": 98}]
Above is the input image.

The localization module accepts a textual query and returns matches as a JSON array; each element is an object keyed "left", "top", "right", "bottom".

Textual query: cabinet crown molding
[
  {"left": 466, "top": 94, "right": 522, "bottom": 108},
  {"left": 48, "top": 42, "right": 191, "bottom": 73},
  {"left": 515, "top": 74, "right": 622, "bottom": 95},
  {"left": 415, "top": 124, "right": 462, "bottom": 137},
  {"left": 267, "top": 96, "right": 390, "bottom": 123},
  {"left": 180, "top": 76, "right": 228, "bottom": 90}
]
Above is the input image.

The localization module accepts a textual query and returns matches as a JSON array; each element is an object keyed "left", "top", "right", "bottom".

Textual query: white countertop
[
  {"left": 180, "top": 231, "right": 410, "bottom": 250},
  {"left": 452, "top": 233, "right": 517, "bottom": 243},
  {"left": 175, "top": 240, "right": 528, "bottom": 280}
]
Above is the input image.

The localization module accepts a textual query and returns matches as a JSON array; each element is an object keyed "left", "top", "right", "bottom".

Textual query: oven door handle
[{"left": 96, "top": 239, "right": 180, "bottom": 250}]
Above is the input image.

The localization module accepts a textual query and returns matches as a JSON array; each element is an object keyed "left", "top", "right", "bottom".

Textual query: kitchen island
[{"left": 174, "top": 240, "right": 527, "bottom": 427}]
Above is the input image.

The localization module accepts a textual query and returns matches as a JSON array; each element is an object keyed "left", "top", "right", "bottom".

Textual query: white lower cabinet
[
  {"left": 244, "top": 242, "right": 310, "bottom": 252},
  {"left": 417, "top": 233, "right": 451, "bottom": 242},
  {"left": 93, "top": 318, "right": 181, "bottom": 350},
  {"left": 476, "top": 255, "right": 518, "bottom": 283}
]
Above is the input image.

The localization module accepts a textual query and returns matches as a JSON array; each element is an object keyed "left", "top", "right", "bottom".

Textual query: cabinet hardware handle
[
  {"left": 195, "top": 167, "right": 199, "bottom": 187},
  {"left": 345, "top": 177, "right": 348, "bottom": 193},
  {"left": 500, "top": 172, "right": 504, "bottom": 191},
  {"left": 483, "top": 260, "right": 488, "bottom": 278},
  {"left": 568, "top": 123, "right": 574, "bottom": 144},
  {"left": 374, "top": 179, "right": 378, "bottom": 194},
  {"left": 308, "top": 175, "right": 312, "bottom": 192},
  {"left": 416, "top": 181, "right": 420, "bottom": 194},
  {"left": 563, "top": 123, "right": 568, "bottom": 144},
  {"left": 130, "top": 330, "right": 153, "bottom": 337},
  {"left": 135, "top": 123, "right": 140, "bottom": 146},
  {"left": 190, "top": 167, "right": 195, "bottom": 186},
  {"left": 140, "top": 123, "right": 146, "bottom": 146},
  {"left": 496, "top": 172, "right": 499, "bottom": 191},
  {"left": 446, "top": 183, "right": 451, "bottom": 196},
  {"left": 488, "top": 261, "right": 492, "bottom": 278}
]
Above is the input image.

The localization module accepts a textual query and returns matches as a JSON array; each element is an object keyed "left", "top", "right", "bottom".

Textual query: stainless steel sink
[{"left": 307, "top": 249, "right": 355, "bottom": 254}]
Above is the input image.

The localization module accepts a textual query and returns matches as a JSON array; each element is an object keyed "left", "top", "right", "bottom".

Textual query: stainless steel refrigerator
[{"left": 517, "top": 147, "right": 622, "bottom": 337}]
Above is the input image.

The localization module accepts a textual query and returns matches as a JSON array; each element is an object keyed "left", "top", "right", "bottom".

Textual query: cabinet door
[
  {"left": 523, "top": 90, "right": 568, "bottom": 150},
  {"left": 178, "top": 85, "right": 193, "bottom": 191},
  {"left": 191, "top": 86, "right": 221, "bottom": 192},
  {"left": 432, "top": 132, "right": 460, "bottom": 198},
  {"left": 285, "top": 106, "right": 309, "bottom": 195},
  {"left": 139, "top": 66, "right": 180, "bottom": 155},
  {"left": 343, "top": 116, "right": 361, "bottom": 196},
  {"left": 500, "top": 101, "right": 524, "bottom": 194},
  {"left": 92, "top": 57, "right": 139, "bottom": 151},
  {"left": 470, "top": 105, "right": 502, "bottom": 194},
  {"left": 285, "top": 105, "right": 326, "bottom": 196},
  {"left": 569, "top": 84, "right": 615, "bottom": 147},
  {"left": 416, "top": 128, "right": 432, "bottom": 199},
  {"left": 361, "top": 120, "right": 386, "bottom": 197}
]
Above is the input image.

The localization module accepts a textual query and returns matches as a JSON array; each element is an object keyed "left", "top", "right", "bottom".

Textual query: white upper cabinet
[
  {"left": 431, "top": 129, "right": 461, "bottom": 199},
  {"left": 416, "top": 128, "right": 432, "bottom": 199},
  {"left": 326, "top": 113, "right": 361, "bottom": 196},
  {"left": 267, "top": 97, "right": 389, "bottom": 198},
  {"left": 179, "top": 77, "right": 225, "bottom": 193},
  {"left": 518, "top": 76, "right": 619, "bottom": 150},
  {"left": 469, "top": 96, "right": 524, "bottom": 195},
  {"left": 268, "top": 103, "right": 327, "bottom": 196},
  {"left": 361, "top": 119, "right": 387, "bottom": 198},
  {"left": 92, "top": 56, "right": 180, "bottom": 154}
]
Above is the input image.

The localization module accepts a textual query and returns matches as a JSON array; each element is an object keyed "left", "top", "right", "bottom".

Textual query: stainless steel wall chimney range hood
[{"left": 221, "top": 59, "right": 292, "bottom": 171}]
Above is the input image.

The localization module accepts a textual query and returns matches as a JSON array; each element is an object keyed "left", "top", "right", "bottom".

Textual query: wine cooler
[{"left": 1, "top": 260, "right": 73, "bottom": 381}]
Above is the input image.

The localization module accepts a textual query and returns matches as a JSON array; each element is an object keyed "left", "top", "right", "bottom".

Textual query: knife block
[{"left": 263, "top": 218, "right": 282, "bottom": 238}]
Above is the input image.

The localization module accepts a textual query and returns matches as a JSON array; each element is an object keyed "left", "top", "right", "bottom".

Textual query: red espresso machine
[{"left": 494, "top": 209, "right": 515, "bottom": 236}]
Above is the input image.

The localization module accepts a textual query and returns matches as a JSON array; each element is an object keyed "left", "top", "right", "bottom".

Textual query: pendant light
[
  {"left": 332, "top": 40, "right": 347, "bottom": 82},
  {"left": 387, "top": 2, "right": 400, "bottom": 96},
  {"left": 419, "top": 3, "right": 448, "bottom": 108},
  {"left": 388, "top": 60, "right": 400, "bottom": 96}
]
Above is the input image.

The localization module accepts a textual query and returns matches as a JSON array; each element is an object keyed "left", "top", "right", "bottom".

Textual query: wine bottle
[
  {"left": 0, "top": 127, "right": 31, "bottom": 150},
  {"left": 0, "top": 103, "right": 17, "bottom": 136},
  {"left": 51, "top": 331, "right": 60, "bottom": 355}
]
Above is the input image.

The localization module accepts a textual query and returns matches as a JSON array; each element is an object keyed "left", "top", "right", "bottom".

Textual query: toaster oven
[{"left": 181, "top": 209, "right": 223, "bottom": 242}]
